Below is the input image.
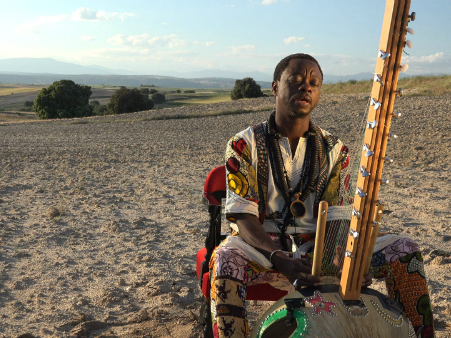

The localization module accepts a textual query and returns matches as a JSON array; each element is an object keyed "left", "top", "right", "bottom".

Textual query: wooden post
[
  {"left": 312, "top": 201, "right": 328, "bottom": 277},
  {"left": 340, "top": 0, "right": 412, "bottom": 300},
  {"left": 364, "top": 203, "right": 384, "bottom": 275}
]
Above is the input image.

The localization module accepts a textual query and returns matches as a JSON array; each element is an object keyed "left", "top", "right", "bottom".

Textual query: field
[
  {"left": 0, "top": 93, "right": 451, "bottom": 337},
  {"left": 1, "top": 75, "right": 450, "bottom": 123},
  {"left": 321, "top": 74, "right": 451, "bottom": 96},
  {"left": 0, "top": 84, "right": 44, "bottom": 96}
]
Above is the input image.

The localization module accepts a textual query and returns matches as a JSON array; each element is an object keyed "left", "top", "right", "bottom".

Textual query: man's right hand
[
  {"left": 271, "top": 251, "right": 322, "bottom": 287},
  {"left": 234, "top": 213, "right": 322, "bottom": 287}
]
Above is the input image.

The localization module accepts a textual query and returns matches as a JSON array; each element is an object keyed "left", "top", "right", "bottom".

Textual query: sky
[{"left": 0, "top": 0, "right": 450, "bottom": 77}]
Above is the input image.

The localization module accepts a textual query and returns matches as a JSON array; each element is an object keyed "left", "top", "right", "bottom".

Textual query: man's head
[{"left": 272, "top": 54, "right": 323, "bottom": 119}]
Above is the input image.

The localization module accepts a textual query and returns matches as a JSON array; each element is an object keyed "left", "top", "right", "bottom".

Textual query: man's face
[{"left": 272, "top": 58, "right": 322, "bottom": 118}]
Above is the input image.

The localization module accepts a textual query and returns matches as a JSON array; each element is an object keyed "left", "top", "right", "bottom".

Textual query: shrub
[
  {"left": 93, "top": 104, "right": 108, "bottom": 116},
  {"left": 107, "top": 87, "right": 154, "bottom": 114},
  {"left": 184, "top": 90, "right": 196, "bottom": 93},
  {"left": 33, "top": 80, "right": 93, "bottom": 119},
  {"left": 89, "top": 100, "right": 108, "bottom": 115},
  {"left": 24, "top": 101, "right": 34, "bottom": 107},
  {"left": 149, "top": 89, "right": 159, "bottom": 94},
  {"left": 347, "top": 79, "right": 358, "bottom": 84},
  {"left": 176, "top": 90, "right": 181, "bottom": 93},
  {"left": 230, "top": 77, "right": 263, "bottom": 100},
  {"left": 140, "top": 88, "right": 150, "bottom": 95},
  {"left": 151, "top": 93, "right": 166, "bottom": 104}
]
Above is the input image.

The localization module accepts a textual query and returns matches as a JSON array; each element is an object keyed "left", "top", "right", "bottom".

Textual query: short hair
[{"left": 273, "top": 53, "right": 323, "bottom": 82}]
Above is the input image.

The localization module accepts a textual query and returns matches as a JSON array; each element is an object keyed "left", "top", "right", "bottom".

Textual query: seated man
[{"left": 209, "top": 53, "right": 434, "bottom": 338}]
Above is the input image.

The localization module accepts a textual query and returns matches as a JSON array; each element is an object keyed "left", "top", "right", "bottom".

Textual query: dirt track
[{"left": 0, "top": 94, "right": 450, "bottom": 337}]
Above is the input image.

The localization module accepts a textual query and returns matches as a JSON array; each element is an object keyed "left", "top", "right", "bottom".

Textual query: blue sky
[{"left": 0, "top": 0, "right": 449, "bottom": 77}]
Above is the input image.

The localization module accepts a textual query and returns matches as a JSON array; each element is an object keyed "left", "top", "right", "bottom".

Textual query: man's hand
[
  {"left": 362, "top": 272, "right": 373, "bottom": 287},
  {"left": 271, "top": 252, "right": 322, "bottom": 287},
  {"left": 234, "top": 213, "right": 322, "bottom": 287}
]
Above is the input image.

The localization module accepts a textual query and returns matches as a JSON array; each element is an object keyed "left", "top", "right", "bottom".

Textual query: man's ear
[{"left": 271, "top": 81, "right": 277, "bottom": 96}]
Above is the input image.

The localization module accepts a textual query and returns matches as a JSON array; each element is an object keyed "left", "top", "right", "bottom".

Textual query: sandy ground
[{"left": 0, "top": 94, "right": 450, "bottom": 337}]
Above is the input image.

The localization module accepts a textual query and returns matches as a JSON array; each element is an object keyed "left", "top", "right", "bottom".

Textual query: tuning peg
[
  {"left": 352, "top": 209, "right": 361, "bottom": 220},
  {"left": 408, "top": 12, "right": 416, "bottom": 22},
  {"left": 374, "top": 74, "right": 384, "bottom": 86},
  {"left": 405, "top": 40, "right": 413, "bottom": 48},
  {"left": 400, "top": 64, "right": 409, "bottom": 73},
  {"left": 349, "top": 229, "right": 359, "bottom": 239},
  {"left": 360, "top": 166, "right": 370, "bottom": 177},
  {"left": 370, "top": 98, "right": 381, "bottom": 110},
  {"left": 384, "top": 157, "right": 394, "bottom": 163},
  {"left": 378, "top": 50, "right": 390, "bottom": 60},
  {"left": 388, "top": 133, "right": 398, "bottom": 139},
  {"left": 356, "top": 187, "right": 367, "bottom": 198},
  {"left": 395, "top": 88, "right": 403, "bottom": 97},
  {"left": 392, "top": 112, "right": 401, "bottom": 118},
  {"left": 367, "top": 120, "right": 377, "bottom": 129},
  {"left": 363, "top": 144, "right": 374, "bottom": 157},
  {"left": 407, "top": 28, "right": 415, "bottom": 35}
]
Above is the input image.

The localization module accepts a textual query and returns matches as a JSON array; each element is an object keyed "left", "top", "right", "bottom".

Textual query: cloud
[
  {"left": 402, "top": 52, "right": 451, "bottom": 74},
  {"left": 14, "top": 15, "right": 67, "bottom": 35},
  {"left": 262, "top": 0, "right": 278, "bottom": 4},
  {"left": 71, "top": 7, "right": 134, "bottom": 21},
  {"left": 107, "top": 33, "right": 186, "bottom": 48},
  {"left": 304, "top": 44, "right": 310, "bottom": 48},
  {"left": 206, "top": 41, "right": 215, "bottom": 47},
  {"left": 230, "top": 45, "right": 255, "bottom": 55},
  {"left": 80, "top": 35, "right": 96, "bottom": 41},
  {"left": 284, "top": 36, "right": 305, "bottom": 45},
  {"left": 162, "top": 22, "right": 169, "bottom": 25},
  {"left": 14, "top": 7, "right": 134, "bottom": 35}
]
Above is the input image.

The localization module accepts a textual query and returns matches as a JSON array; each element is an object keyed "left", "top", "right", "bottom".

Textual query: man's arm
[{"left": 234, "top": 213, "right": 322, "bottom": 287}]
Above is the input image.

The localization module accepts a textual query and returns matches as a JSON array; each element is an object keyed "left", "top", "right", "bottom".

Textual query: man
[{"left": 209, "top": 53, "right": 434, "bottom": 338}]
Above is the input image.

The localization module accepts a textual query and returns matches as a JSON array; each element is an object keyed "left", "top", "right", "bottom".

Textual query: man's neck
[{"left": 274, "top": 110, "right": 310, "bottom": 140}]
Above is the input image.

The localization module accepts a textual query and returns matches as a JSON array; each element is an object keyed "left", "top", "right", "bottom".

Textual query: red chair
[{"left": 197, "top": 166, "right": 288, "bottom": 338}]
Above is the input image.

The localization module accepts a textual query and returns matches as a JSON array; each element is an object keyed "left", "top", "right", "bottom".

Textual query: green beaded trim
[{"left": 256, "top": 307, "right": 309, "bottom": 338}]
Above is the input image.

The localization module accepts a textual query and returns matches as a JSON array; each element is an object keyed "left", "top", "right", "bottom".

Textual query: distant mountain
[
  {"left": 0, "top": 57, "right": 441, "bottom": 89},
  {"left": 0, "top": 58, "right": 133, "bottom": 75},
  {"left": 159, "top": 69, "right": 273, "bottom": 82},
  {"left": 324, "top": 72, "right": 416, "bottom": 83},
  {"left": 0, "top": 73, "right": 272, "bottom": 89}
]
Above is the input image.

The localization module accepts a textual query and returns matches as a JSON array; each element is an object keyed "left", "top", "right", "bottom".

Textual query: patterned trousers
[{"left": 209, "top": 233, "right": 434, "bottom": 338}]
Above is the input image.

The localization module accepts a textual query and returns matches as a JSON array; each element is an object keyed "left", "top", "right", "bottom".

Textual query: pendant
[{"left": 290, "top": 193, "right": 306, "bottom": 218}]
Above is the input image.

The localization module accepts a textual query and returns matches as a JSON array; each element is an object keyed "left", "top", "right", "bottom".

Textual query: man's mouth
[{"left": 294, "top": 97, "right": 311, "bottom": 105}]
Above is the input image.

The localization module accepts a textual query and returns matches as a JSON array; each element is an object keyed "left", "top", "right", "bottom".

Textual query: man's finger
[
  {"left": 292, "top": 261, "right": 313, "bottom": 274},
  {"left": 294, "top": 273, "right": 322, "bottom": 285}
]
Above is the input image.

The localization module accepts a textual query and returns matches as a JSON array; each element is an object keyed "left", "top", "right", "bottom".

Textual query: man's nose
[{"left": 298, "top": 81, "right": 312, "bottom": 93}]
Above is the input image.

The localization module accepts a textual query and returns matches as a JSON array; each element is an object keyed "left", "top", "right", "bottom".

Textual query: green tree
[
  {"left": 149, "top": 89, "right": 159, "bottom": 94},
  {"left": 140, "top": 88, "right": 150, "bottom": 95},
  {"left": 151, "top": 93, "right": 166, "bottom": 104},
  {"left": 90, "top": 100, "right": 108, "bottom": 116},
  {"left": 230, "top": 77, "right": 263, "bottom": 100},
  {"left": 33, "top": 80, "right": 93, "bottom": 119},
  {"left": 176, "top": 89, "right": 181, "bottom": 93},
  {"left": 107, "top": 87, "right": 154, "bottom": 114}
]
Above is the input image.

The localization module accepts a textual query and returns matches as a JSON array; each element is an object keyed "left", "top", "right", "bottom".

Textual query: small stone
[
  {"left": 431, "top": 249, "right": 451, "bottom": 258},
  {"left": 135, "top": 309, "right": 148, "bottom": 323},
  {"left": 16, "top": 334, "right": 36, "bottom": 338},
  {"left": 445, "top": 305, "right": 451, "bottom": 316},
  {"left": 132, "top": 219, "right": 145, "bottom": 229},
  {"left": 118, "top": 278, "right": 127, "bottom": 286},
  {"left": 46, "top": 207, "right": 60, "bottom": 218},
  {"left": 142, "top": 255, "right": 152, "bottom": 262},
  {"left": 442, "top": 236, "right": 451, "bottom": 242}
]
